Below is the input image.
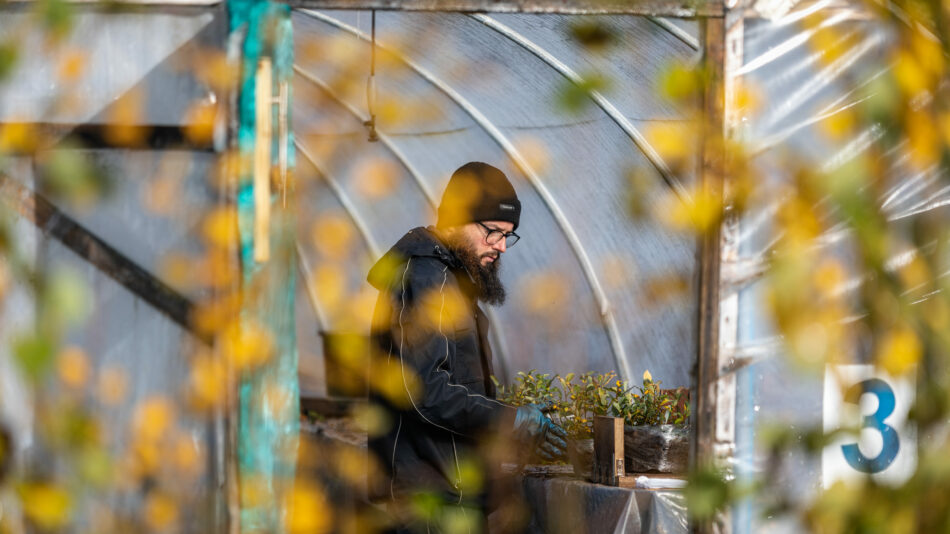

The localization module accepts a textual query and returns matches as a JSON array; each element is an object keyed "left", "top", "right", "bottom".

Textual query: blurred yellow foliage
[
  {"left": 603, "top": 254, "right": 637, "bottom": 290},
  {"left": 144, "top": 171, "right": 182, "bottom": 215},
  {"left": 0, "top": 121, "right": 38, "bottom": 153},
  {"left": 820, "top": 108, "right": 856, "bottom": 141},
  {"left": 159, "top": 253, "right": 194, "bottom": 291},
  {"left": 189, "top": 353, "right": 227, "bottom": 411},
  {"left": 437, "top": 171, "right": 481, "bottom": 226},
  {"left": 897, "top": 254, "right": 930, "bottom": 292},
  {"left": 57, "top": 345, "right": 90, "bottom": 389},
  {"left": 144, "top": 492, "right": 179, "bottom": 532},
  {"left": 812, "top": 259, "right": 847, "bottom": 299},
  {"left": 456, "top": 455, "right": 485, "bottom": 495},
  {"left": 57, "top": 48, "right": 86, "bottom": 83},
  {"left": 312, "top": 215, "right": 355, "bottom": 259},
  {"left": 133, "top": 397, "right": 176, "bottom": 444},
  {"left": 335, "top": 446, "right": 369, "bottom": 488},
  {"left": 778, "top": 196, "right": 822, "bottom": 247},
  {"left": 513, "top": 136, "right": 550, "bottom": 175},
  {"left": 733, "top": 82, "right": 762, "bottom": 115},
  {"left": 219, "top": 321, "right": 275, "bottom": 370},
  {"left": 172, "top": 433, "right": 202, "bottom": 476},
  {"left": 20, "top": 482, "right": 72, "bottom": 530},
  {"left": 262, "top": 379, "right": 294, "bottom": 418},
  {"left": 286, "top": 481, "right": 333, "bottom": 534},
  {"left": 240, "top": 474, "right": 270, "bottom": 509},
  {"left": 201, "top": 249, "right": 241, "bottom": 289},
  {"left": 353, "top": 157, "right": 400, "bottom": 199},
  {"left": 195, "top": 50, "right": 239, "bottom": 92},
  {"left": 183, "top": 101, "right": 217, "bottom": 146},
  {"left": 351, "top": 402, "right": 391, "bottom": 437},
  {"left": 416, "top": 286, "right": 469, "bottom": 333},
  {"left": 656, "top": 186, "right": 721, "bottom": 234},
  {"left": 645, "top": 122, "right": 693, "bottom": 162},
  {"left": 192, "top": 292, "right": 244, "bottom": 337},
  {"left": 877, "top": 325, "right": 921, "bottom": 377},
  {"left": 311, "top": 264, "right": 346, "bottom": 312},
  {"left": 0, "top": 258, "right": 9, "bottom": 301},
  {"left": 202, "top": 208, "right": 239, "bottom": 250},
  {"left": 106, "top": 88, "right": 146, "bottom": 146},
  {"left": 906, "top": 109, "right": 940, "bottom": 169},
  {"left": 371, "top": 357, "right": 420, "bottom": 410},
  {"left": 97, "top": 366, "right": 129, "bottom": 406},
  {"left": 518, "top": 272, "right": 568, "bottom": 320}
]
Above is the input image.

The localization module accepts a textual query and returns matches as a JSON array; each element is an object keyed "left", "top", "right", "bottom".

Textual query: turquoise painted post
[{"left": 227, "top": 2, "right": 298, "bottom": 532}]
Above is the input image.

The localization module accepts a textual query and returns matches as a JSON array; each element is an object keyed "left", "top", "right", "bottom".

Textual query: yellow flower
[{"left": 643, "top": 370, "right": 653, "bottom": 382}]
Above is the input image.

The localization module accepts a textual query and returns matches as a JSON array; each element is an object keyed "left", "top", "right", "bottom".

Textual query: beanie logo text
[{"left": 499, "top": 203, "right": 516, "bottom": 211}]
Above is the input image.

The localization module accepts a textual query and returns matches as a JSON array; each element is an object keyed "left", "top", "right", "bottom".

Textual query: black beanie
[{"left": 436, "top": 162, "right": 521, "bottom": 230}]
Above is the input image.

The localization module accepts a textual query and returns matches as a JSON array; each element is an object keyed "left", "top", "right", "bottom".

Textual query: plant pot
[
  {"left": 624, "top": 424, "right": 689, "bottom": 474},
  {"left": 568, "top": 438, "right": 594, "bottom": 479}
]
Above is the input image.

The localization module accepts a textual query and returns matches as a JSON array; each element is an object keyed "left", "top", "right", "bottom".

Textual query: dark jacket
[{"left": 366, "top": 226, "right": 517, "bottom": 505}]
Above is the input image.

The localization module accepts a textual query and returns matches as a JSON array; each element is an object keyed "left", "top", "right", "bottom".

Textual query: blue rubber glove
[{"left": 513, "top": 405, "right": 569, "bottom": 461}]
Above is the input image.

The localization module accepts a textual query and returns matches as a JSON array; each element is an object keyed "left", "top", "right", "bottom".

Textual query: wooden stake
[
  {"left": 593, "top": 416, "right": 625, "bottom": 486},
  {"left": 254, "top": 58, "right": 273, "bottom": 263}
]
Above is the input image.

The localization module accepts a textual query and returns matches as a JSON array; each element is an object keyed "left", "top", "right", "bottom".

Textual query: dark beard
[{"left": 445, "top": 238, "right": 506, "bottom": 306}]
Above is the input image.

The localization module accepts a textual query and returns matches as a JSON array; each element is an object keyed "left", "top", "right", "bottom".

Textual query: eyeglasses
[{"left": 476, "top": 221, "right": 520, "bottom": 247}]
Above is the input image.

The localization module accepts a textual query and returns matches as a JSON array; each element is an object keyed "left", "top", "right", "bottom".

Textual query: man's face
[
  {"left": 458, "top": 220, "right": 514, "bottom": 267},
  {"left": 443, "top": 220, "right": 514, "bottom": 306}
]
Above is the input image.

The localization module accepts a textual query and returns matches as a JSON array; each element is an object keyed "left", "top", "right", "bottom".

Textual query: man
[{"left": 366, "top": 162, "right": 568, "bottom": 533}]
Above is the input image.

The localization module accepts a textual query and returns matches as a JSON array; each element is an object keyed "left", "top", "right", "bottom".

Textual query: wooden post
[
  {"left": 593, "top": 416, "right": 624, "bottom": 486},
  {"left": 693, "top": 9, "right": 742, "bottom": 534},
  {"left": 254, "top": 58, "right": 273, "bottom": 263}
]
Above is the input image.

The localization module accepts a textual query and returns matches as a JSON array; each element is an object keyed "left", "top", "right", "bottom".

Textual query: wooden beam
[
  {"left": 284, "top": 0, "right": 724, "bottom": 18},
  {"left": 0, "top": 123, "right": 216, "bottom": 153},
  {"left": 0, "top": 175, "right": 212, "bottom": 345}
]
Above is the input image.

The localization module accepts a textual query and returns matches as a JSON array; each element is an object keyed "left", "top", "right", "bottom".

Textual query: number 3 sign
[{"left": 822, "top": 365, "right": 916, "bottom": 488}]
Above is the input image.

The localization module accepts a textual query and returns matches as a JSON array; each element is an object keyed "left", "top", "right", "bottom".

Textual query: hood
[{"left": 367, "top": 226, "right": 462, "bottom": 290}]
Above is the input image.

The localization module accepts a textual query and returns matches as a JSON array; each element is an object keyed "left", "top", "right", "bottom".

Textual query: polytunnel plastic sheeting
[
  {"left": 0, "top": 203, "right": 39, "bottom": 456},
  {"left": 292, "top": 10, "right": 701, "bottom": 387},
  {"left": 31, "top": 150, "right": 217, "bottom": 297},
  {"left": 0, "top": 4, "right": 228, "bottom": 297},
  {"left": 0, "top": 207, "right": 222, "bottom": 531},
  {"left": 730, "top": 3, "right": 942, "bottom": 532},
  {"left": 295, "top": 153, "right": 376, "bottom": 300},
  {"left": 0, "top": 7, "right": 226, "bottom": 126}
]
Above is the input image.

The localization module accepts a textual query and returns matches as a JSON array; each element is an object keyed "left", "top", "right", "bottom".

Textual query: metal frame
[
  {"left": 296, "top": 3, "right": 732, "bottom": 532},
  {"left": 285, "top": 0, "right": 722, "bottom": 17},
  {"left": 293, "top": 3, "right": 730, "bottom": 531}
]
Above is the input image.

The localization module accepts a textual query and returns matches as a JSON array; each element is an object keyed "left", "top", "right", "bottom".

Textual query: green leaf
[
  {"left": 0, "top": 41, "right": 18, "bottom": 81},
  {"left": 557, "top": 73, "right": 610, "bottom": 114},
  {"left": 13, "top": 334, "right": 55, "bottom": 380},
  {"left": 36, "top": 0, "right": 75, "bottom": 39}
]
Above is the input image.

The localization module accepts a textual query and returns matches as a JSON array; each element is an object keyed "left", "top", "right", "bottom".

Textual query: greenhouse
[{"left": 1, "top": 0, "right": 947, "bottom": 532}]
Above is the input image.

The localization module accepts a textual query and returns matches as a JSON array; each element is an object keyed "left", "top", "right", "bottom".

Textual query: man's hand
[{"left": 513, "top": 405, "right": 569, "bottom": 461}]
